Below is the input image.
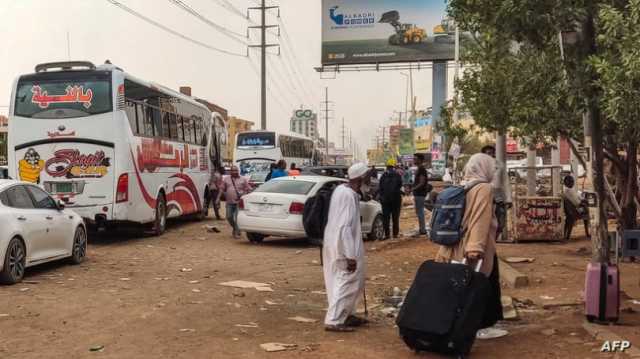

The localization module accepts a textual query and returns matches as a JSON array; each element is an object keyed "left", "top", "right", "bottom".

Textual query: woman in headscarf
[{"left": 435, "top": 153, "right": 503, "bottom": 328}]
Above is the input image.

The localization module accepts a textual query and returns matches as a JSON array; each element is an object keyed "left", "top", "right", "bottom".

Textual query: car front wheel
[
  {"left": 0, "top": 237, "right": 26, "bottom": 284},
  {"left": 367, "top": 215, "right": 385, "bottom": 241},
  {"left": 70, "top": 226, "right": 87, "bottom": 265}
]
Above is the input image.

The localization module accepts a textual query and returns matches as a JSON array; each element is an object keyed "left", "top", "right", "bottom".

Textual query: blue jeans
[
  {"left": 226, "top": 203, "right": 239, "bottom": 235},
  {"left": 414, "top": 196, "right": 426, "bottom": 233}
]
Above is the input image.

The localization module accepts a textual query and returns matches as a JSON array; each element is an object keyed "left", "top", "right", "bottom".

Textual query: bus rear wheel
[{"left": 152, "top": 194, "right": 167, "bottom": 236}]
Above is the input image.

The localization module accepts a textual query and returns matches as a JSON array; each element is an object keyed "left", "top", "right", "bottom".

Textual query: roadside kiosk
[{"left": 507, "top": 165, "right": 565, "bottom": 242}]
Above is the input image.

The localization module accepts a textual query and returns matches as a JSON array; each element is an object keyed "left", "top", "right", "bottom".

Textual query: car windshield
[{"left": 254, "top": 180, "right": 316, "bottom": 195}]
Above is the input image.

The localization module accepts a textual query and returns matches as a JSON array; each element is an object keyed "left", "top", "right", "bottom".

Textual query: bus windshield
[
  {"left": 237, "top": 132, "right": 275, "bottom": 148},
  {"left": 14, "top": 71, "right": 112, "bottom": 119}
]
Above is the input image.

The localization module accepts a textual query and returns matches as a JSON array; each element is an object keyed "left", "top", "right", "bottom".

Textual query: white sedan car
[
  {"left": 0, "top": 180, "right": 87, "bottom": 284},
  {"left": 237, "top": 176, "right": 384, "bottom": 243}
]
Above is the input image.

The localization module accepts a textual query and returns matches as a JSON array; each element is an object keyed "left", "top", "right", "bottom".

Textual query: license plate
[
  {"left": 259, "top": 204, "right": 275, "bottom": 212},
  {"left": 55, "top": 183, "right": 73, "bottom": 193}
]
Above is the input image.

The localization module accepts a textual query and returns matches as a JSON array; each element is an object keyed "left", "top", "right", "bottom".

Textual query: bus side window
[
  {"left": 141, "top": 105, "right": 153, "bottom": 137},
  {"left": 167, "top": 112, "right": 178, "bottom": 140},
  {"left": 125, "top": 101, "right": 139, "bottom": 135},
  {"left": 161, "top": 112, "right": 171, "bottom": 139},
  {"left": 198, "top": 118, "right": 207, "bottom": 146},
  {"left": 149, "top": 107, "right": 162, "bottom": 137},
  {"left": 193, "top": 117, "right": 201, "bottom": 145},
  {"left": 176, "top": 116, "right": 185, "bottom": 142},
  {"left": 135, "top": 103, "right": 145, "bottom": 135},
  {"left": 184, "top": 117, "right": 194, "bottom": 144}
]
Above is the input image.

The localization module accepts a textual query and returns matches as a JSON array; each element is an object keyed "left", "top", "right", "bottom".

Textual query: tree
[
  {"left": 590, "top": 0, "right": 640, "bottom": 229},
  {"left": 447, "top": 0, "right": 640, "bottom": 262},
  {"left": 437, "top": 100, "right": 493, "bottom": 156}
]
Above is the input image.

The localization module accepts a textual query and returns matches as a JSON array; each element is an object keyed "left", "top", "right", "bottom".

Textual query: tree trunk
[
  {"left": 527, "top": 142, "right": 537, "bottom": 196},
  {"left": 582, "top": 8, "right": 609, "bottom": 264},
  {"left": 620, "top": 141, "right": 638, "bottom": 229}
]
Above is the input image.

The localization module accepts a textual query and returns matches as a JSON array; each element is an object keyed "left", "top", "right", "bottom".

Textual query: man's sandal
[
  {"left": 324, "top": 325, "right": 355, "bottom": 332},
  {"left": 345, "top": 315, "right": 369, "bottom": 327}
]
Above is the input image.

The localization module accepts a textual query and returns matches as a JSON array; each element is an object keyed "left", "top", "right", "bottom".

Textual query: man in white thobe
[{"left": 323, "top": 162, "right": 369, "bottom": 332}]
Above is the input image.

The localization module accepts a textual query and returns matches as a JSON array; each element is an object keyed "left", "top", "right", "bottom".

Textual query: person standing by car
[
  {"left": 379, "top": 159, "right": 403, "bottom": 239},
  {"left": 322, "top": 162, "right": 370, "bottom": 332},
  {"left": 264, "top": 162, "right": 277, "bottom": 182},
  {"left": 435, "top": 153, "right": 503, "bottom": 329},
  {"left": 221, "top": 166, "right": 251, "bottom": 239},
  {"left": 208, "top": 166, "right": 224, "bottom": 220},
  {"left": 412, "top": 153, "right": 430, "bottom": 236},
  {"left": 270, "top": 160, "right": 288, "bottom": 180},
  {"left": 289, "top": 163, "right": 301, "bottom": 176}
]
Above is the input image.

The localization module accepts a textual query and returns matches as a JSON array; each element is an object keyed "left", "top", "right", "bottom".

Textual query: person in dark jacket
[
  {"left": 270, "top": 160, "right": 288, "bottom": 180},
  {"left": 264, "top": 162, "right": 277, "bottom": 182},
  {"left": 379, "top": 158, "right": 403, "bottom": 239}
]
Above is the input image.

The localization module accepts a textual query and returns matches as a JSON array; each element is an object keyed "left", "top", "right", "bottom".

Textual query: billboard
[
  {"left": 322, "top": 0, "right": 464, "bottom": 65},
  {"left": 399, "top": 128, "right": 414, "bottom": 156},
  {"left": 414, "top": 127, "right": 431, "bottom": 152},
  {"left": 389, "top": 125, "right": 402, "bottom": 150}
]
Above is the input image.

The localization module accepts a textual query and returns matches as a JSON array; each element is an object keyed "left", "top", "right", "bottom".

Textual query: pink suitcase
[{"left": 584, "top": 262, "right": 619, "bottom": 323}]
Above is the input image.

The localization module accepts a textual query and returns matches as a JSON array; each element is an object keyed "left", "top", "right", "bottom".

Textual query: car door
[
  {"left": 3, "top": 185, "right": 48, "bottom": 263},
  {"left": 25, "top": 185, "right": 72, "bottom": 257}
]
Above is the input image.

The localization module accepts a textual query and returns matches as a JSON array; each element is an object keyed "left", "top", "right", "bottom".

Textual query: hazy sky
[{"left": 0, "top": 0, "right": 454, "bottom": 158}]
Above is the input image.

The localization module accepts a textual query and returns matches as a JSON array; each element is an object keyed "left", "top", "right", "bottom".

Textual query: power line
[
  {"left": 276, "top": 15, "right": 320, "bottom": 107},
  {"left": 266, "top": 54, "right": 306, "bottom": 106},
  {"left": 248, "top": 0, "right": 280, "bottom": 130},
  {"left": 167, "top": 0, "right": 247, "bottom": 44},
  {"left": 210, "top": 0, "right": 246, "bottom": 19},
  {"left": 105, "top": 0, "right": 246, "bottom": 57},
  {"left": 247, "top": 56, "right": 290, "bottom": 118}
]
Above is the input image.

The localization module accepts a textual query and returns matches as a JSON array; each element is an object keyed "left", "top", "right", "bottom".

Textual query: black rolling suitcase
[{"left": 396, "top": 260, "right": 491, "bottom": 358}]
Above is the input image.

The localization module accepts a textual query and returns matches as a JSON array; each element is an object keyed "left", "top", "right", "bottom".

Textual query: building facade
[
  {"left": 226, "top": 116, "right": 254, "bottom": 162},
  {"left": 0, "top": 115, "right": 7, "bottom": 165},
  {"left": 290, "top": 109, "right": 318, "bottom": 140}
]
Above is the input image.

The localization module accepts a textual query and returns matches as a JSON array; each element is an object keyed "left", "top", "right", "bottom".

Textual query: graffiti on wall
[{"left": 514, "top": 197, "right": 564, "bottom": 241}]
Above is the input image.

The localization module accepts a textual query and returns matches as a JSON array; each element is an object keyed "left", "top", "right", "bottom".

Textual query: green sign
[{"left": 399, "top": 128, "right": 414, "bottom": 156}]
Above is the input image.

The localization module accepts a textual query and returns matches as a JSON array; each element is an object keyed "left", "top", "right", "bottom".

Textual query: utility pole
[
  {"left": 320, "top": 87, "right": 333, "bottom": 164},
  {"left": 341, "top": 117, "right": 346, "bottom": 150},
  {"left": 248, "top": 1, "right": 280, "bottom": 130}
]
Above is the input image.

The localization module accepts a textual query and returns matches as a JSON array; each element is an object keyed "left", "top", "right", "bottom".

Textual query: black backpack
[{"left": 303, "top": 186, "right": 336, "bottom": 245}]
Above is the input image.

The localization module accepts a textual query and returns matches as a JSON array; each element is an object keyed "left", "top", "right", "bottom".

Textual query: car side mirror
[{"left": 57, "top": 199, "right": 66, "bottom": 211}]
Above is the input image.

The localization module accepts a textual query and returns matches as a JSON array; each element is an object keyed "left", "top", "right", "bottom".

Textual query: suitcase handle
[{"left": 461, "top": 258, "right": 484, "bottom": 272}]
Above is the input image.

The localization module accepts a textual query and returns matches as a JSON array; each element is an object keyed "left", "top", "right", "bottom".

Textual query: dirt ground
[{"left": 1, "top": 200, "right": 639, "bottom": 358}]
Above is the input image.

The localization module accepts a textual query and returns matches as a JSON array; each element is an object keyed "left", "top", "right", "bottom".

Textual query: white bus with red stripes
[{"left": 8, "top": 61, "right": 224, "bottom": 235}]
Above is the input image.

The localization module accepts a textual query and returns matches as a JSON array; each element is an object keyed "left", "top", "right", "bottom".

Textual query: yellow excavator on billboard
[
  {"left": 379, "top": 11, "right": 426, "bottom": 45},
  {"left": 433, "top": 17, "right": 457, "bottom": 42}
]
